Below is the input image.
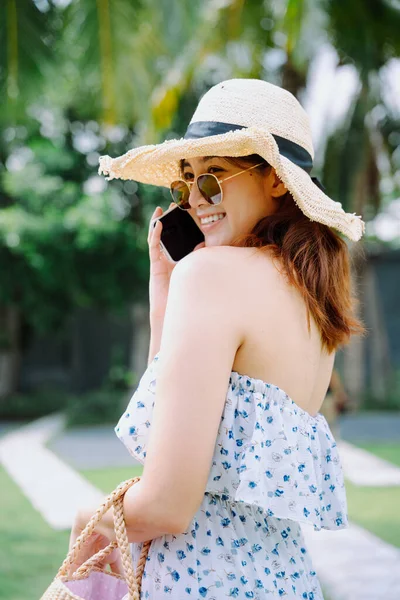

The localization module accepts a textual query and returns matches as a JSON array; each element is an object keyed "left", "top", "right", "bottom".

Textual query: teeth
[{"left": 201, "top": 214, "right": 225, "bottom": 224}]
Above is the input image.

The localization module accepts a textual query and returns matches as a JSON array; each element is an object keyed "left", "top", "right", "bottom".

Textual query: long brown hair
[{"left": 181, "top": 155, "right": 367, "bottom": 353}]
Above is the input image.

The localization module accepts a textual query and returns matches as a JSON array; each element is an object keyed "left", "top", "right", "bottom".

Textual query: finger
[
  {"left": 147, "top": 206, "right": 163, "bottom": 241},
  {"left": 193, "top": 241, "right": 206, "bottom": 251},
  {"left": 149, "top": 220, "right": 163, "bottom": 260},
  {"left": 109, "top": 554, "right": 123, "bottom": 576}
]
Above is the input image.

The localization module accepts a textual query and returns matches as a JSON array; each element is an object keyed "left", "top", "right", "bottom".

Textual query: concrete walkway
[
  {"left": 48, "top": 424, "right": 141, "bottom": 470},
  {"left": 302, "top": 522, "right": 400, "bottom": 600},
  {"left": 0, "top": 414, "right": 103, "bottom": 530},
  {"left": 48, "top": 417, "right": 400, "bottom": 488},
  {"left": 1, "top": 413, "right": 400, "bottom": 600},
  {"left": 337, "top": 439, "right": 400, "bottom": 486}
]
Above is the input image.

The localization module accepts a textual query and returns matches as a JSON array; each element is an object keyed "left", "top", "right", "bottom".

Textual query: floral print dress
[{"left": 116, "top": 353, "right": 348, "bottom": 599}]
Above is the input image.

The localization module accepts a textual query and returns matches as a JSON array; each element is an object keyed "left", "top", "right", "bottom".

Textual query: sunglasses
[{"left": 169, "top": 162, "right": 264, "bottom": 210}]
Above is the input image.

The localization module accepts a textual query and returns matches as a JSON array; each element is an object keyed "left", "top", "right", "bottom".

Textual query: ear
[{"left": 269, "top": 171, "right": 288, "bottom": 198}]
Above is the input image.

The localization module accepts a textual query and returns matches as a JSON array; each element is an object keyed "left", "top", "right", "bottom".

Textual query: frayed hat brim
[{"left": 98, "top": 126, "right": 364, "bottom": 242}]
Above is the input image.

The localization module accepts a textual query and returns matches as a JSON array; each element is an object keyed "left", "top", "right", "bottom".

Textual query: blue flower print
[
  {"left": 116, "top": 350, "right": 347, "bottom": 599},
  {"left": 170, "top": 570, "right": 180, "bottom": 582}
]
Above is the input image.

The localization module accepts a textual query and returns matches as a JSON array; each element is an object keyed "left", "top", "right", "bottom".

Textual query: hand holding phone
[
  {"left": 148, "top": 204, "right": 205, "bottom": 321},
  {"left": 151, "top": 204, "right": 205, "bottom": 264}
]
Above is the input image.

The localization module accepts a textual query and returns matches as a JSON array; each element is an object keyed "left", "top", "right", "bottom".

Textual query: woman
[{"left": 71, "top": 79, "right": 366, "bottom": 598}]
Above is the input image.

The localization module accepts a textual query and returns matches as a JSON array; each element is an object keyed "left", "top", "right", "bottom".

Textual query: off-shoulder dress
[{"left": 116, "top": 353, "right": 348, "bottom": 599}]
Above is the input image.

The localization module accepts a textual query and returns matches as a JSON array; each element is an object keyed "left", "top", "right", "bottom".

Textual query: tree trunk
[
  {"left": 341, "top": 241, "right": 367, "bottom": 409},
  {"left": 0, "top": 305, "right": 21, "bottom": 400},
  {"left": 363, "top": 261, "right": 392, "bottom": 402},
  {"left": 129, "top": 301, "right": 150, "bottom": 386}
]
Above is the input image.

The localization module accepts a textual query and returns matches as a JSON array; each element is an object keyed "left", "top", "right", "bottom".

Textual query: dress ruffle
[{"left": 116, "top": 353, "right": 348, "bottom": 533}]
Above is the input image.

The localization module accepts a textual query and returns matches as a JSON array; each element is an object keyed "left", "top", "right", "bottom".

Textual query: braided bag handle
[{"left": 57, "top": 477, "right": 151, "bottom": 600}]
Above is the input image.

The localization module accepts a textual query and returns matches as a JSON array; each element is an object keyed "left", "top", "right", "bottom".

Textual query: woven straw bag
[{"left": 41, "top": 477, "right": 151, "bottom": 600}]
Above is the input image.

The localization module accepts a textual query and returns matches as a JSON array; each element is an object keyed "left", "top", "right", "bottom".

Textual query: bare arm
[{"left": 147, "top": 315, "right": 164, "bottom": 366}]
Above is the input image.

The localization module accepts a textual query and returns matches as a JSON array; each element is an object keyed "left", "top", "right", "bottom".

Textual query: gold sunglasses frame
[{"left": 170, "top": 162, "right": 265, "bottom": 209}]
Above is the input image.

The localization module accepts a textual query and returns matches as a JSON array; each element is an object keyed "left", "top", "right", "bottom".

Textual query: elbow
[
  {"left": 139, "top": 510, "right": 190, "bottom": 536},
  {"left": 124, "top": 479, "right": 194, "bottom": 535},
  {"left": 149, "top": 504, "right": 192, "bottom": 534},
  {"left": 124, "top": 486, "right": 191, "bottom": 535},
  {"left": 168, "top": 512, "right": 193, "bottom": 535}
]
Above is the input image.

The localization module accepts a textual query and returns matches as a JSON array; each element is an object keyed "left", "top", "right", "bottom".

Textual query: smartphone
[{"left": 151, "top": 205, "right": 205, "bottom": 263}]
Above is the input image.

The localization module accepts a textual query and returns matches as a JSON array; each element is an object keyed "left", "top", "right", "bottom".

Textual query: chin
[{"left": 207, "top": 237, "right": 232, "bottom": 248}]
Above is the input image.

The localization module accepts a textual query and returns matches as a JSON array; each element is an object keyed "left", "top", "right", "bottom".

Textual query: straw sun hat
[{"left": 99, "top": 78, "right": 365, "bottom": 241}]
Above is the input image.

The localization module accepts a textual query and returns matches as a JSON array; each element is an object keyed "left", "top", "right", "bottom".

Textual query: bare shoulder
[
  {"left": 172, "top": 246, "right": 283, "bottom": 331},
  {"left": 174, "top": 245, "right": 279, "bottom": 280},
  {"left": 172, "top": 245, "right": 283, "bottom": 310}
]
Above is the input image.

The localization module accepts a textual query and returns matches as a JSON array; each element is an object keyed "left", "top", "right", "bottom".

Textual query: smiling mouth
[{"left": 199, "top": 214, "right": 226, "bottom": 228}]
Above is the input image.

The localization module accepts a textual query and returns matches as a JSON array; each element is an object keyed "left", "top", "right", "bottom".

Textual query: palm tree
[
  {"left": 0, "top": 0, "right": 56, "bottom": 397},
  {"left": 322, "top": 0, "right": 400, "bottom": 405}
]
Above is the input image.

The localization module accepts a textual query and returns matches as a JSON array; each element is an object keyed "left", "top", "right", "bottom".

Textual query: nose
[{"left": 188, "top": 180, "right": 207, "bottom": 210}]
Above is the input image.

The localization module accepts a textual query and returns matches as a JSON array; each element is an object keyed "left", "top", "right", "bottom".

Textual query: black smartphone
[{"left": 151, "top": 205, "right": 205, "bottom": 263}]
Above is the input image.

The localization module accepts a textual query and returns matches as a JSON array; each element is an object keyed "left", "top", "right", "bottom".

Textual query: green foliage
[
  {"left": 326, "top": 0, "right": 400, "bottom": 79},
  {"left": 0, "top": 121, "right": 150, "bottom": 333},
  {"left": 0, "top": 0, "right": 55, "bottom": 124},
  {"left": 65, "top": 388, "right": 130, "bottom": 427},
  {"left": 0, "top": 382, "right": 133, "bottom": 426},
  {"left": 0, "top": 387, "right": 70, "bottom": 421},
  {"left": 104, "top": 345, "right": 138, "bottom": 391}
]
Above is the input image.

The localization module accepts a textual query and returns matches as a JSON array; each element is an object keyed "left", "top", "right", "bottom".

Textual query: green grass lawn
[
  {"left": 81, "top": 465, "right": 143, "bottom": 493},
  {"left": 82, "top": 465, "right": 332, "bottom": 600},
  {"left": 0, "top": 467, "right": 70, "bottom": 600},
  {"left": 355, "top": 442, "right": 400, "bottom": 467},
  {"left": 345, "top": 479, "right": 400, "bottom": 548},
  {"left": 83, "top": 463, "right": 400, "bottom": 551},
  {"left": 344, "top": 441, "right": 400, "bottom": 548},
  {"left": 1, "top": 444, "right": 398, "bottom": 600}
]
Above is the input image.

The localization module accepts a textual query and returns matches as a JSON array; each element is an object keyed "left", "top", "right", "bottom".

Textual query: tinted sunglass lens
[
  {"left": 170, "top": 180, "right": 190, "bottom": 209},
  {"left": 197, "top": 174, "right": 222, "bottom": 205}
]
